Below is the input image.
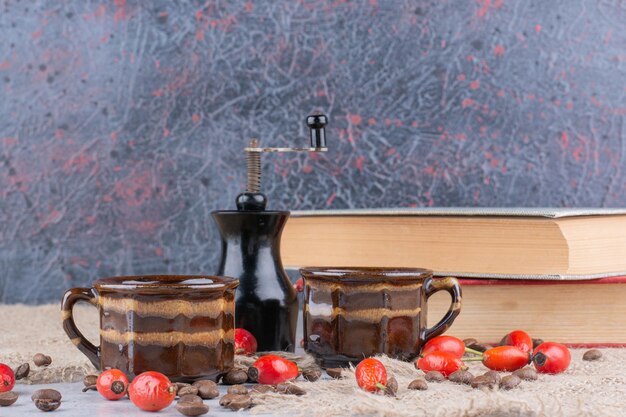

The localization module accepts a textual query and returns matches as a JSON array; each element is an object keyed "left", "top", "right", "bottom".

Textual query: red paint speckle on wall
[
  {"left": 348, "top": 113, "right": 362, "bottom": 125},
  {"left": 355, "top": 156, "right": 365, "bottom": 172},
  {"left": 535, "top": 24, "right": 542, "bottom": 33},
  {"left": 368, "top": 117, "right": 377, "bottom": 125},
  {"left": 462, "top": 98, "right": 475, "bottom": 108},
  {"left": 191, "top": 114, "right": 201, "bottom": 123},
  {"left": 493, "top": 44, "right": 505, "bottom": 57},
  {"left": 326, "top": 192, "right": 337, "bottom": 206},
  {"left": 470, "top": 80, "right": 480, "bottom": 90}
]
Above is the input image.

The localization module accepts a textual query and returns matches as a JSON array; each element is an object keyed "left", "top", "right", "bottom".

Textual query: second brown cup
[{"left": 300, "top": 267, "right": 461, "bottom": 368}]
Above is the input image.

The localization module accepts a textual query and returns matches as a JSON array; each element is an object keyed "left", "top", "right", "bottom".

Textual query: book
[
  {"left": 427, "top": 277, "right": 626, "bottom": 345},
  {"left": 281, "top": 208, "right": 626, "bottom": 280}
]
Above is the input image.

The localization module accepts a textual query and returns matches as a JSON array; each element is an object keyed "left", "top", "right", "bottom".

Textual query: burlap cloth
[{"left": 1, "top": 304, "right": 624, "bottom": 416}]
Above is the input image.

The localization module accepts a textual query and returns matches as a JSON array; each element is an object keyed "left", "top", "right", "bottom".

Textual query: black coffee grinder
[{"left": 212, "top": 114, "right": 329, "bottom": 352}]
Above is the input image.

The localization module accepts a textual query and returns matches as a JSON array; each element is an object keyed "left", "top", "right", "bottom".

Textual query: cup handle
[
  {"left": 421, "top": 276, "right": 462, "bottom": 344},
  {"left": 61, "top": 288, "right": 100, "bottom": 369}
]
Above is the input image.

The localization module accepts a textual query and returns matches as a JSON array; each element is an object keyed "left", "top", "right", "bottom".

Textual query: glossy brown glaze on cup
[
  {"left": 62, "top": 275, "right": 238, "bottom": 382},
  {"left": 300, "top": 267, "right": 461, "bottom": 368}
]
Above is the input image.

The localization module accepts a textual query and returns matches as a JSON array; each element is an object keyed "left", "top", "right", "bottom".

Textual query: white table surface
[{"left": 2, "top": 382, "right": 269, "bottom": 416}]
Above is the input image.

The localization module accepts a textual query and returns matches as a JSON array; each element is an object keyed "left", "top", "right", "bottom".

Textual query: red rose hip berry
[
  {"left": 502, "top": 330, "right": 534, "bottom": 353},
  {"left": 248, "top": 355, "right": 299, "bottom": 385},
  {"left": 234, "top": 328, "right": 258, "bottom": 355},
  {"left": 0, "top": 364, "right": 15, "bottom": 393},
  {"left": 355, "top": 358, "right": 388, "bottom": 393},
  {"left": 421, "top": 335, "right": 466, "bottom": 358},
  {"left": 96, "top": 369, "right": 128, "bottom": 401},
  {"left": 128, "top": 371, "right": 176, "bottom": 411},
  {"left": 416, "top": 351, "right": 465, "bottom": 377},
  {"left": 533, "top": 342, "right": 571, "bottom": 374}
]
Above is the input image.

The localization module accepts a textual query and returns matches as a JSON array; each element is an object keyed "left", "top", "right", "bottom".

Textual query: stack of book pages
[{"left": 282, "top": 208, "right": 626, "bottom": 345}]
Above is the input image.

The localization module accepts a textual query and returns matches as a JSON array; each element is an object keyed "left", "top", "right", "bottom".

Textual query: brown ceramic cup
[
  {"left": 61, "top": 275, "right": 238, "bottom": 382},
  {"left": 300, "top": 267, "right": 461, "bottom": 367}
]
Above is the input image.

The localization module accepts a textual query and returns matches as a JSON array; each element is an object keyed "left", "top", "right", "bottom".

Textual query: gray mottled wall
[{"left": 1, "top": 0, "right": 625, "bottom": 303}]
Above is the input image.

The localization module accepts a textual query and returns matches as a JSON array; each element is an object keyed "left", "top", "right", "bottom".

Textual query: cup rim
[
  {"left": 94, "top": 275, "right": 239, "bottom": 292},
  {"left": 299, "top": 266, "right": 432, "bottom": 282}
]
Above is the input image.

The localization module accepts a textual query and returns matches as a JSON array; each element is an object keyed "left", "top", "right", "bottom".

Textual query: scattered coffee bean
[
  {"left": 463, "top": 338, "right": 488, "bottom": 353},
  {"left": 219, "top": 393, "right": 252, "bottom": 410},
  {"left": 83, "top": 375, "right": 98, "bottom": 388},
  {"left": 326, "top": 368, "right": 343, "bottom": 379},
  {"left": 532, "top": 338, "right": 544, "bottom": 349},
  {"left": 192, "top": 380, "right": 219, "bottom": 400},
  {"left": 276, "top": 382, "right": 306, "bottom": 396},
  {"left": 0, "top": 391, "right": 19, "bottom": 406},
  {"left": 500, "top": 374, "right": 521, "bottom": 390},
  {"left": 408, "top": 379, "right": 428, "bottom": 391},
  {"left": 82, "top": 385, "right": 96, "bottom": 393},
  {"left": 302, "top": 369, "right": 322, "bottom": 382},
  {"left": 583, "top": 349, "right": 603, "bottom": 361},
  {"left": 424, "top": 371, "right": 445, "bottom": 382},
  {"left": 227, "top": 385, "right": 249, "bottom": 395},
  {"left": 470, "top": 375, "right": 497, "bottom": 390},
  {"left": 223, "top": 368, "right": 248, "bottom": 385},
  {"left": 32, "top": 389, "right": 61, "bottom": 412},
  {"left": 384, "top": 376, "right": 398, "bottom": 397},
  {"left": 177, "top": 385, "right": 198, "bottom": 397},
  {"left": 250, "top": 385, "right": 276, "bottom": 394},
  {"left": 14, "top": 363, "right": 30, "bottom": 380},
  {"left": 33, "top": 353, "right": 52, "bottom": 367},
  {"left": 512, "top": 367, "right": 538, "bottom": 381},
  {"left": 498, "top": 335, "right": 508, "bottom": 346},
  {"left": 448, "top": 370, "right": 474, "bottom": 385},
  {"left": 175, "top": 382, "right": 191, "bottom": 393},
  {"left": 482, "top": 370, "right": 501, "bottom": 385},
  {"left": 176, "top": 401, "right": 209, "bottom": 416},
  {"left": 463, "top": 338, "right": 478, "bottom": 346},
  {"left": 178, "top": 394, "right": 203, "bottom": 404}
]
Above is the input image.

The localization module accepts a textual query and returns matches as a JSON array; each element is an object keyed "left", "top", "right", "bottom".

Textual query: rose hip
[
  {"left": 416, "top": 351, "right": 465, "bottom": 377},
  {"left": 421, "top": 335, "right": 466, "bottom": 358},
  {"left": 355, "top": 358, "right": 387, "bottom": 393},
  {"left": 234, "top": 328, "right": 258, "bottom": 355},
  {"left": 0, "top": 364, "right": 15, "bottom": 393},
  {"left": 481, "top": 346, "right": 530, "bottom": 371},
  {"left": 248, "top": 355, "right": 299, "bottom": 385},
  {"left": 502, "top": 330, "right": 533, "bottom": 353},
  {"left": 96, "top": 369, "right": 128, "bottom": 401},
  {"left": 128, "top": 371, "right": 176, "bottom": 412},
  {"left": 532, "top": 342, "right": 571, "bottom": 374}
]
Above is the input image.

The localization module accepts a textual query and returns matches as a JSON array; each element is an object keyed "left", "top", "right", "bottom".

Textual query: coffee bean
[
  {"left": 83, "top": 375, "right": 97, "bottom": 388},
  {"left": 177, "top": 386, "right": 198, "bottom": 397},
  {"left": 408, "top": 379, "right": 428, "bottom": 391},
  {"left": 512, "top": 367, "right": 538, "bottom": 381},
  {"left": 33, "top": 353, "right": 52, "bottom": 367},
  {"left": 500, "top": 374, "right": 521, "bottom": 390},
  {"left": 32, "top": 389, "right": 62, "bottom": 412},
  {"left": 384, "top": 376, "right": 398, "bottom": 397},
  {"left": 178, "top": 394, "right": 203, "bottom": 404},
  {"left": 583, "top": 349, "right": 603, "bottom": 361},
  {"left": 223, "top": 368, "right": 248, "bottom": 385},
  {"left": 250, "top": 385, "right": 276, "bottom": 394},
  {"left": 82, "top": 385, "right": 96, "bottom": 393},
  {"left": 326, "top": 368, "right": 343, "bottom": 379},
  {"left": 192, "top": 380, "right": 219, "bottom": 400},
  {"left": 448, "top": 370, "right": 474, "bottom": 385},
  {"left": 424, "top": 371, "right": 445, "bottom": 382},
  {"left": 175, "top": 382, "right": 191, "bottom": 393},
  {"left": 276, "top": 382, "right": 306, "bottom": 396},
  {"left": 219, "top": 393, "right": 252, "bottom": 410},
  {"left": 482, "top": 370, "right": 501, "bottom": 385},
  {"left": 532, "top": 338, "right": 544, "bottom": 349},
  {"left": 470, "top": 375, "right": 496, "bottom": 390},
  {"left": 0, "top": 391, "right": 19, "bottom": 406},
  {"left": 32, "top": 389, "right": 62, "bottom": 402},
  {"left": 302, "top": 369, "right": 322, "bottom": 382},
  {"left": 227, "top": 385, "right": 248, "bottom": 395},
  {"left": 14, "top": 363, "right": 30, "bottom": 380},
  {"left": 463, "top": 338, "right": 478, "bottom": 346},
  {"left": 176, "top": 401, "right": 209, "bottom": 416}
]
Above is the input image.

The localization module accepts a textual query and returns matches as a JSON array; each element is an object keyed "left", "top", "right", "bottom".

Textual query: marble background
[{"left": 1, "top": 0, "right": 625, "bottom": 302}]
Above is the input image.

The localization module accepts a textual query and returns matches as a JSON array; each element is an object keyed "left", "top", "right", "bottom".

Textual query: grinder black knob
[{"left": 306, "top": 113, "right": 328, "bottom": 149}]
